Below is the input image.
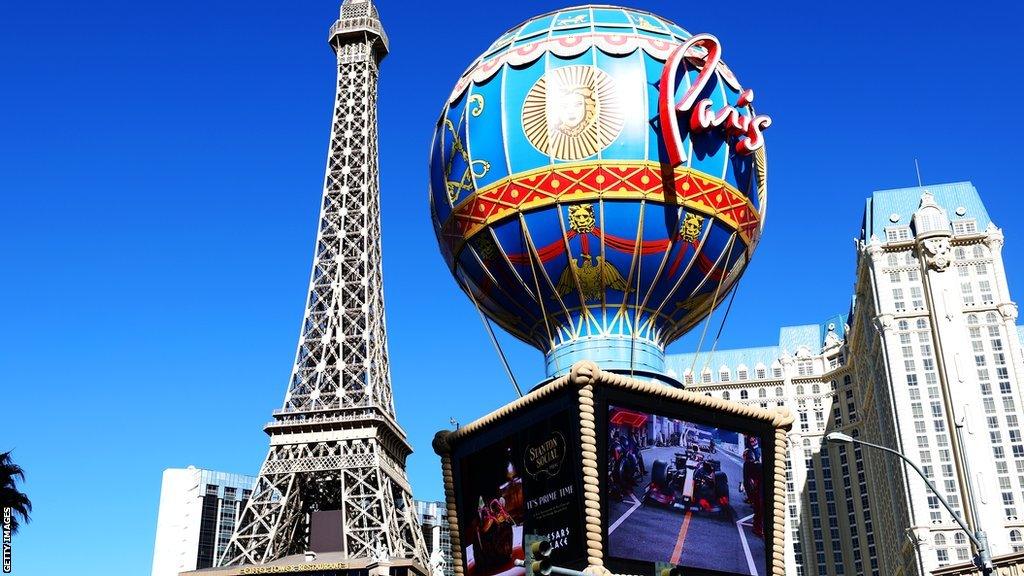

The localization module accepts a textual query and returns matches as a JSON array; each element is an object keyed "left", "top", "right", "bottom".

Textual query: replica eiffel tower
[{"left": 219, "top": 0, "right": 429, "bottom": 569}]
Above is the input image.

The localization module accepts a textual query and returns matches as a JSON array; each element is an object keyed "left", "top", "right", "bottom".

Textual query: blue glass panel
[
  {"left": 518, "top": 14, "right": 555, "bottom": 37},
  {"left": 593, "top": 8, "right": 631, "bottom": 25}
]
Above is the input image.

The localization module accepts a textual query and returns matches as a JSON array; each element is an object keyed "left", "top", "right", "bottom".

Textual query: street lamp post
[{"left": 825, "top": 432, "right": 994, "bottom": 574}]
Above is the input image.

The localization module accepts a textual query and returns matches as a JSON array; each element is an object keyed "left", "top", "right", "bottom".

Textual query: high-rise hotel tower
[{"left": 671, "top": 182, "right": 1024, "bottom": 576}]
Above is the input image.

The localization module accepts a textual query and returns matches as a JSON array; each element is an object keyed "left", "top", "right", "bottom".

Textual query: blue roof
[
  {"left": 862, "top": 181, "right": 990, "bottom": 241},
  {"left": 820, "top": 313, "right": 847, "bottom": 344},
  {"left": 667, "top": 345, "right": 781, "bottom": 379},
  {"left": 665, "top": 314, "right": 845, "bottom": 382},
  {"left": 779, "top": 324, "right": 820, "bottom": 353}
]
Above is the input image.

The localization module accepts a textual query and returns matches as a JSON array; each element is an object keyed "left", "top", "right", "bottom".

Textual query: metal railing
[{"left": 328, "top": 18, "right": 389, "bottom": 50}]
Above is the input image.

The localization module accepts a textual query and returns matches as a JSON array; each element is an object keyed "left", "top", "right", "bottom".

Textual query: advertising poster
[
  {"left": 606, "top": 405, "right": 767, "bottom": 576},
  {"left": 457, "top": 408, "right": 583, "bottom": 576}
]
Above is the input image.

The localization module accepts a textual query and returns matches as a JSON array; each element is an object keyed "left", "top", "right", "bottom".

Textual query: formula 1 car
[{"left": 642, "top": 452, "right": 731, "bottom": 517}]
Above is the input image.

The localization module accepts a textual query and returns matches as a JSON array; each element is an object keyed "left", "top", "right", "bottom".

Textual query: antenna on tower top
[{"left": 914, "top": 158, "right": 924, "bottom": 187}]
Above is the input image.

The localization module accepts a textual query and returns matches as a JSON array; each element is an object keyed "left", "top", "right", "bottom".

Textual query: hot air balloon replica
[
  {"left": 429, "top": 5, "right": 769, "bottom": 385},
  {"left": 431, "top": 9, "right": 790, "bottom": 576}
]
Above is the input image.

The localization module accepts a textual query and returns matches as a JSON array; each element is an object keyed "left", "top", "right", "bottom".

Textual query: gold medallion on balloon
[{"left": 522, "top": 65, "right": 624, "bottom": 161}]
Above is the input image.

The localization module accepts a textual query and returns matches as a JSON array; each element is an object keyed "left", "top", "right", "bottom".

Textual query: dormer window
[
  {"left": 952, "top": 220, "right": 977, "bottom": 235},
  {"left": 913, "top": 193, "right": 950, "bottom": 235},
  {"left": 886, "top": 227, "right": 912, "bottom": 242},
  {"left": 797, "top": 359, "right": 814, "bottom": 376}
]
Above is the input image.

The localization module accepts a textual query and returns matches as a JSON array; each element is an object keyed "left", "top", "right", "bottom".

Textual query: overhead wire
[
  {"left": 687, "top": 234, "right": 737, "bottom": 380},
  {"left": 699, "top": 274, "right": 743, "bottom": 378},
  {"left": 457, "top": 264, "right": 523, "bottom": 398}
]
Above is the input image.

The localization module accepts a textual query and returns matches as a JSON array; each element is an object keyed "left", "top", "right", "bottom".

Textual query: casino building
[
  {"left": 670, "top": 182, "right": 1024, "bottom": 576},
  {"left": 415, "top": 501, "right": 454, "bottom": 576},
  {"left": 151, "top": 467, "right": 256, "bottom": 576},
  {"left": 151, "top": 468, "right": 453, "bottom": 576}
]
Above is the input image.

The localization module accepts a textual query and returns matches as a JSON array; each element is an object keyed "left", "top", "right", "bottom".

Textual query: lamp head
[{"left": 826, "top": 432, "right": 854, "bottom": 443}]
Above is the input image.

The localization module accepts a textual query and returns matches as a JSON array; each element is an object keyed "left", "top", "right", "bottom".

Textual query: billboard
[
  {"left": 605, "top": 404, "right": 768, "bottom": 576},
  {"left": 453, "top": 401, "right": 585, "bottom": 576}
]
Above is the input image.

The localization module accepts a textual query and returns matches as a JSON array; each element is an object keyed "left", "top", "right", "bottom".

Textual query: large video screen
[
  {"left": 606, "top": 404, "right": 768, "bottom": 576},
  {"left": 455, "top": 406, "right": 585, "bottom": 576}
]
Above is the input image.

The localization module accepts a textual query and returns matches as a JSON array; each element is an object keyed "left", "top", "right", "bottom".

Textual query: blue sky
[{"left": 2, "top": 0, "right": 1023, "bottom": 574}]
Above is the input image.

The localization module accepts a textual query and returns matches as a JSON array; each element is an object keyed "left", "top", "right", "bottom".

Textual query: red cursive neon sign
[{"left": 658, "top": 33, "right": 771, "bottom": 165}]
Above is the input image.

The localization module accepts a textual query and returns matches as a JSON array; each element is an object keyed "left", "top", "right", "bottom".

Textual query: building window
[
  {"left": 722, "top": 391, "right": 730, "bottom": 401},
  {"left": 737, "top": 367, "right": 748, "bottom": 381},
  {"left": 887, "top": 254, "right": 898, "bottom": 267},
  {"left": 916, "top": 207, "right": 948, "bottom": 234},
  {"left": 740, "top": 390, "right": 749, "bottom": 400},
  {"left": 893, "top": 288, "right": 906, "bottom": 312},
  {"left": 720, "top": 368, "right": 731, "bottom": 382},
  {"left": 702, "top": 370, "right": 712, "bottom": 383},
  {"left": 973, "top": 245, "right": 985, "bottom": 258},
  {"left": 962, "top": 282, "right": 975, "bottom": 306},
  {"left": 797, "top": 359, "right": 814, "bottom": 376},
  {"left": 756, "top": 366, "right": 767, "bottom": 379},
  {"left": 759, "top": 388, "right": 767, "bottom": 398},
  {"left": 952, "top": 220, "right": 977, "bottom": 235},
  {"left": 776, "top": 386, "right": 784, "bottom": 397},
  {"left": 684, "top": 372, "right": 694, "bottom": 385},
  {"left": 773, "top": 366, "right": 783, "bottom": 378},
  {"left": 979, "top": 280, "right": 993, "bottom": 304},
  {"left": 910, "top": 286, "right": 924, "bottom": 309},
  {"left": 886, "top": 227, "right": 912, "bottom": 242}
]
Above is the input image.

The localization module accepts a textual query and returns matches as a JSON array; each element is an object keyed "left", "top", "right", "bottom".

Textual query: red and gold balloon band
[
  {"left": 440, "top": 161, "right": 762, "bottom": 259},
  {"left": 484, "top": 230, "right": 726, "bottom": 281}
]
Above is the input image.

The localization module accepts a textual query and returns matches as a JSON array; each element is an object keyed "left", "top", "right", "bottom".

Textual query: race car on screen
[{"left": 643, "top": 453, "right": 731, "bottom": 516}]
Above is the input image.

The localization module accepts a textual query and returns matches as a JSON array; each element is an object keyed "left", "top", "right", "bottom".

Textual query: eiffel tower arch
[{"left": 218, "top": 0, "right": 429, "bottom": 569}]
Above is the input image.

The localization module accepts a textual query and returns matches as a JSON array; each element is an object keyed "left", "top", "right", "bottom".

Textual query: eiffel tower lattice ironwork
[{"left": 219, "top": 0, "right": 428, "bottom": 568}]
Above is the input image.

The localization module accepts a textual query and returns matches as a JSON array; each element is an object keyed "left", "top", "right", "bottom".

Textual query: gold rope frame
[{"left": 433, "top": 360, "right": 794, "bottom": 576}]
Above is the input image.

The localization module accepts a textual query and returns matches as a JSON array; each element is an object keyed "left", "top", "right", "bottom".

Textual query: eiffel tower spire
[{"left": 219, "top": 0, "right": 429, "bottom": 567}]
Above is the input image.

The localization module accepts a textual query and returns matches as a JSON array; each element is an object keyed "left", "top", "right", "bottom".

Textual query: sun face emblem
[{"left": 522, "top": 65, "right": 624, "bottom": 161}]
